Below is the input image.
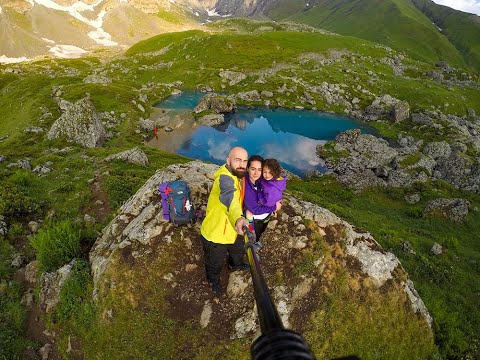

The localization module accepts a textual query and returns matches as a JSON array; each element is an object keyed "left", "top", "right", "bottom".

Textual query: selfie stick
[{"left": 242, "top": 226, "right": 315, "bottom": 360}]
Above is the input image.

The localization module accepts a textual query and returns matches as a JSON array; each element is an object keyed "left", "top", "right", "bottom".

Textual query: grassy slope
[
  {"left": 412, "top": 0, "right": 480, "bottom": 71},
  {"left": 0, "top": 21, "right": 479, "bottom": 358},
  {"left": 266, "top": 0, "right": 466, "bottom": 68}
]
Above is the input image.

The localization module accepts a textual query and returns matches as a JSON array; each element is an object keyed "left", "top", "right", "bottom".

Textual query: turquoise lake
[{"left": 148, "top": 92, "right": 372, "bottom": 176}]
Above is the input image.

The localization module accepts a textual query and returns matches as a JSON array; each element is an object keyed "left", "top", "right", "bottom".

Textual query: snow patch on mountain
[
  {"left": 42, "top": 38, "right": 56, "bottom": 44},
  {"left": 206, "top": 8, "right": 231, "bottom": 17},
  {"left": 0, "top": 55, "right": 30, "bottom": 64},
  {"left": 49, "top": 44, "right": 88, "bottom": 58},
  {"left": 32, "top": 0, "right": 118, "bottom": 46}
]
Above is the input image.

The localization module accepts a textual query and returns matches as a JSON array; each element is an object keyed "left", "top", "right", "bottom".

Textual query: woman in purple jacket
[{"left": 244, "top": 155, "right": 282, "bottom": 242}]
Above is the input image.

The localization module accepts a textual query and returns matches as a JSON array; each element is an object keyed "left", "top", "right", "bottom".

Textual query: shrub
[
  {"left": 0, "top": 182, "right": 42, "bottom": 218},
  {"left": 30, "top": 220, "right": 81, "bottom": 272}
]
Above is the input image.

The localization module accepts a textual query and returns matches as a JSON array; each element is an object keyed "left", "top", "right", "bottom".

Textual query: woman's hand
[{"left": 275, "top": 201, "right": 282, "bottom": 211}]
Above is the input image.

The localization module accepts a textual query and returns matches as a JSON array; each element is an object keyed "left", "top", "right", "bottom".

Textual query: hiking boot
[
  {"left": 210, "top": 282, "right": 223, "bottom": 296},
  {"left": 229, "top": 263, "right": 250, "bottom": 272}
]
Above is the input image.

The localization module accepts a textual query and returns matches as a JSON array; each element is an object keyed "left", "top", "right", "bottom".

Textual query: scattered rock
[
  {"left": 234, "top": 306, "right": 257, "bottom": 338},
  {"left": 40, "top": 260, "right": 76, "bottom": 313},
  {"left": 11, "top": 253, "right": 25, "bottom": 268},
  {"left": 105, "top": 147, "right": 149, "bottom": 166},
  {"left": 0, "top": 155, "right": 5, "bottom": 163},
  {"left": 404, "top": 194, "right": 420, "bottom": 204},
  {"left": 404, "top": 280, "right": 433, "bottom": 326},
  {"left": 185, "top": 263, "right": 197, "bottom": 272},
  {"left": 236, "top": 90, "right": 261, "bottom": 102},
  {"left": 84, "top": 214, "right": 96, "bottom": 225},
  {"left": 33, "top": 164, "right": 52, "bottom": 176},
  {"left": 164, "top": 126, "right": 173, "bottom": 132},
  {"left": 346, "top": 241, "right": 399, "bottom": 287},
  {"left": 423, "top": 198, "right": 470, "bottom": 223},
  {"left": 401, "top": 241, "right": 416, "bottom": 254},
  {"left": 227, "top": 272, "right": 249, "bottom": 298},
  {"left": 7, "top": 159, "right": 32, "bottom": 170},
  {"left": 39, "top": 343, "right": 52, "bottom": 360},
  {"left": 431, "top": 243, "right": 443, "bottom": 256},
  {"left": 138, "top": 118, "right": 155, "bottom": 132},
  {"left": 200, "top": 301, "right": 212, "bottom": 328},
  {"left": 218, "top": 70, "right": 247, "bottom": 86},
  {"left": 21, "top": 289, "right": 35, "bottom": 307},
  {"left": 423, "top": 141, "right": 451, "bottom": 159},
  {"left": 24, "top": 127, "right": 44, "bottom": 133},
  {"left": 28, "top": 220, "right": 40, "bottom": 234},
  {"left": 24, "top": 261, "right": 39, "bottom": 284},
  {"left": 84, "top": 74, "right": 112, "bottom": 84},
  {"left": 0, "top": 215, "right": 7, "bottom": 237}
]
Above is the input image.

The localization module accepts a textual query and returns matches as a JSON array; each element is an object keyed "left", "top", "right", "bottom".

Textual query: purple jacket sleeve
[{"left": 258, "top": 178, "right": 284, "bottom": 207}]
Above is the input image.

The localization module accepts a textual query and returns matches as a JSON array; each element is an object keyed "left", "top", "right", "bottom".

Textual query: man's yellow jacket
[{"left": 201, "top": 164, "right": 245, "bottom": 244}]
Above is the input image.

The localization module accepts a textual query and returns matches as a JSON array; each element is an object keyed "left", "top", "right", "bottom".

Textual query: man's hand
[
  {"left": 235, "top": 217, "right": 250, "bottom": 235},
  {"left": 275, "top": 201, "right": 282, "bottom": 212}
]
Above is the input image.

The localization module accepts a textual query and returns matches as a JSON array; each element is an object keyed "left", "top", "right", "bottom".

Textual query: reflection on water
[{"left": 147, "top": 93, "right": 372, "bottom": 176}]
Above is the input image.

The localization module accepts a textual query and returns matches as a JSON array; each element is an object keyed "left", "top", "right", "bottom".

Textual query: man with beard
[{"left": 200, "top": 146, "right": 251, "bottom": 295}]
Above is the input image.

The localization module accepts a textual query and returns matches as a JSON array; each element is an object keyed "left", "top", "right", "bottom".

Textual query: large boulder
[
  {"left": 423, "top": 198, "right": 470, "bottom": 223},
  {"left": 353, "top": 134, "right": 398, "bottom": 168},
  {"left": 364, "top": 94, "right": 400, "bottom": 118},
  {"left": 391, "top": 100, "right": 410, "bottom": 123},
  {"left": 193, "top": 94, "right": 236, "bottom": 114},
  {"left": 47, "top": 97, "right": 106, "bottom": 148},
  {"left": 423, "top": 141, "right": 451, "bottom": 159}
]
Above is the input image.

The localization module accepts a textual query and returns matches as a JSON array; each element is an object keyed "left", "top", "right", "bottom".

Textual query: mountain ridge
[{"left": 2, "top": 0, "right": 480, "bottom": 74}]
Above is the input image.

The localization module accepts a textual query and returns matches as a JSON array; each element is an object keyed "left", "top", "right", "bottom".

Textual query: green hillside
[
  {"left": 0, "top": 21, "right": 479, "bottom": 358},
  {"left": 266, "top": 0, "right": 467, "bottom": 68},
  {"left": 412, "top": 0, "right": 480, "bottom": 72}
]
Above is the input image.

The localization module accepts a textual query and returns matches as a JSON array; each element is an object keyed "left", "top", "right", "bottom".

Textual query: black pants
[
  {"left": 201, "top": 235, "right": 245, "bottom": 285},
  {"left": 253, "top": 216, "right": 270, "bottom": 241}
]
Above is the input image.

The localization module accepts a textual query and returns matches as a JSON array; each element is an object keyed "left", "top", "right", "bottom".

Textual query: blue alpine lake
[{"left": 148, "top": 92, "right": 372, "bottom": 176}]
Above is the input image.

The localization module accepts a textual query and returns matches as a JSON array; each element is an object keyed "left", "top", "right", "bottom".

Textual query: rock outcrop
[
  {"left": 47, "top": 97, "right": 106, "bottom": 148},
  {"left": 423, "top": 198, "right": 470, "bottom": 223},
  {"left": 105, "top": 147, "right": 149, "bottom": 166},
  {"left": 320, "top": 129, "right": 480, "bottom": 194},
  {"left": 89, "top": 161, "right": 433, "bottom": 351},
  {"left": 39, "top": 260, "right": 76, "bottom": 313}
]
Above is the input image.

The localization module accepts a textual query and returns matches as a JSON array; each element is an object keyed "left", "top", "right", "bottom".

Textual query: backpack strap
[{"left": 159, "top": 182, "right": 172, "bottom": 220}]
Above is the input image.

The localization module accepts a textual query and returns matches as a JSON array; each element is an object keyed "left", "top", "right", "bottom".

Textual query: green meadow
[{"left": 1, "top": 20, "right": 479, "bottom": 358}]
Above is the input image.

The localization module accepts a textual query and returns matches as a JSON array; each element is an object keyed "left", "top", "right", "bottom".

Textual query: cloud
[
  {"left": 207, "top": 138, "right": 234, "bottom": 161},
  {"left": 263, "top": 138, "right": 327, "bottom": 171},
  {"left": 432, "top": 0, "right": 480, "bottom": 15}
]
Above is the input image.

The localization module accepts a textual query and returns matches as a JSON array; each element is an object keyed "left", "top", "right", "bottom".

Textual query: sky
[{"left": 432, "top": 0, "right": 480, "bottom": 15}]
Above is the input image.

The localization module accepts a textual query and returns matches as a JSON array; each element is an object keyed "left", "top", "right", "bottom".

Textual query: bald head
[{"left": 226, "top": 146, "right": 248, "bottom": 178}]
